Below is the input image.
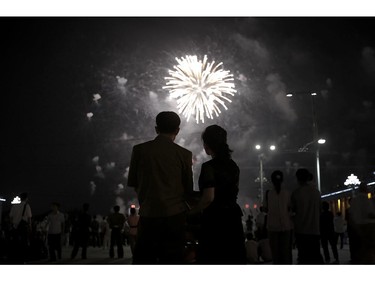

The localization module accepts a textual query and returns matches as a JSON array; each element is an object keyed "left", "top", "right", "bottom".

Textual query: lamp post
[
  {"left": 286, "top": 91, "right": 323, "bottom": 192},
  {"left": 255, "top": 144, "right": 276, "bottom": 203}
]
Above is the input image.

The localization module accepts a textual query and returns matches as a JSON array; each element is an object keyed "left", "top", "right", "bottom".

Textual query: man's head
[
  {"left": 51, "top": 202, "right": 60, "bottom": 212},
  {"left": 296, "top": 168, "right": 313, "bottom": 185},
  {"left": 113, "top": 205, "right": 120, "bottom": 213},
  {"left": 322, "top": 201, "right": 330, "bottom": 211},
  {"left": 83, "top": 203, "right": 90, "bottom": 212},
  {"left": 155, "top": 111, "right": 180, "bottom": 136},
  {"left": 19, "top": 192, "right": 28, "bottom": 201}
]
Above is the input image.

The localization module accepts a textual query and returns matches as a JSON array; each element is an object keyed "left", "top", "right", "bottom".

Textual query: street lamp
[
  {"left": 255, "top": 144, "right": 276, "bottom": 203},
  {"left": 286, "top": 91, "right": 323, "bottom": 192}
]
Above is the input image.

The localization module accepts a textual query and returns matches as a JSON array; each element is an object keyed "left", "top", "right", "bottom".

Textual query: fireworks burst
[{"left": 163, "top": 55, "right": 236, "bottom": 123}]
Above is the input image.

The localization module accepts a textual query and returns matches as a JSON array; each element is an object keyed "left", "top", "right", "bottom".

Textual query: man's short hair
[
  {"left": 113, "top": 205, "right": 120, "bottom": 212},
  {"left": 296, "top": 168, "right": 313, "bottom": 183},
  {"left": 156, "top": 111, "right": 181, "bottom": 134},
  {"left": 19, "top": 192, "right": 28, "bottom": 201}
]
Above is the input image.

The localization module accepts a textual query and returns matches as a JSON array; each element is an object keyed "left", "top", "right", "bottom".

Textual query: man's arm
[
  {"left": 183, "top": 151, "right": 195, "bottom": 203},
  {"left": 127, "top": 145, "right": 139, "bottom": 192}
]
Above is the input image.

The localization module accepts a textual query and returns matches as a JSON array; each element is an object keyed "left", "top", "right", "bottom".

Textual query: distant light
[
  {"left": 87, "top": 112, "right": 94, "bottom": 119},
  {"left": 368, "top": 193, "right": 372, "bottom": 199},
  {"left": 0, "top": 198, "right": 6, "bottom": 202},
  {"left": 118, "top": 184, "right": 124, "bottom": 189},
  {"left": 269, "top": 145, "right": 276, "bottom": 151},
  {"left": 253, "top": 204, "right": 257, "bottom": 209},
  {"left": 337, "top": 199, "right": 341, "bottom": 211},
  {"left": 255, "top": 145, "right": 261, "bottom": 150},
  {"left": 318, "top": 139, "right": 326, "bottom": 144},
  {"left": 11, "top": 196, "right": 21, "bottom": 205},
  {"left": 367, "top": 181, "right": 375, "bottom": 186},
  {"left": 286, "top": 93, "right": 293, "bottom": 97},
  {"left": 344, "top": 174, "right": 361, "bottom": 186},
  {"left": 131, "top": 204, "right": 136, "bottom": 208},
  {"left": 311, "top": 92, "right": 317, "bottom": 96},
  {"left": 245, "top": 203, "right": 250, "bottom": 209}
]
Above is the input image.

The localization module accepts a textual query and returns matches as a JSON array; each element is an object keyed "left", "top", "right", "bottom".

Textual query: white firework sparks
[{"left": 163, "top": 55, "right": 236, "bottom": 123}]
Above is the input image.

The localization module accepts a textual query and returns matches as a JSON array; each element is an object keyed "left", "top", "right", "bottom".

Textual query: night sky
[{"left": 1, "top": 17, "right": 375, "bottom": 216}]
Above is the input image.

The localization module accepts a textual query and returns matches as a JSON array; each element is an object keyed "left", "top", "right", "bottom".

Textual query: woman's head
[
  {"left": 202, "top": 125, "right": 232, "bottom": 158},
  {"left": 271, "top": 170, "right": 283, "bottom": 193}
]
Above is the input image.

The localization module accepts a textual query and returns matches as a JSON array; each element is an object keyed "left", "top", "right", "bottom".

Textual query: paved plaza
[{"left": 25, "top": 243, "right": 353, "bottom": 265}]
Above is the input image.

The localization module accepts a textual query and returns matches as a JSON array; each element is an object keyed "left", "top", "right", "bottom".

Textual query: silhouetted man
[
  {"left": 47, "top": 202, "right": 65, "bottom": 261},
  {"left": 107, "top": 205, "right": 126, "bottom": 258},
  {"left": 71, "top": 203, "right": 91, "bottom": 260},
  {"left": 291, "top": 168, "right": 324, "bottom": 264},
  {"left": 128, "top": 111, "right": 193, "bottom": 264},
  {"left": 9, "top": 192, "right": 32, "bottom": 263}
]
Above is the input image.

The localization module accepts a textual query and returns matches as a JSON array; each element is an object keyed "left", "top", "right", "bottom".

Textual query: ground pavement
[{"left": 25, "top": 243, "right": 353, "bottom": 265}]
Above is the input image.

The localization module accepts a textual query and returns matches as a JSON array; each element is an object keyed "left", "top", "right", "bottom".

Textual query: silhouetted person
[
  {"left": 320, "top": 201, "right": 339, "bottom": 263},
  {"left": 71, "top": 203, "right": 91, "bottom": 260},
  {"left": 90, "top": 215, "right": 100, "bottom": 247},
  {"left": 333, "top": 211, "right": 346, "bottom": 250},
  {"left": 255, "top": 206, "right": 267, "bottom": 241},
  {"left": 100, "top": 216, "right": 110, "bottom": 250},
  {"left": 128, "top": 111, "right": 194, "bottom": 264},
  {"left": 107, "top": 205, "right": 125, "bottom": 258},
  {"left": 127, "top": 207, "right": 139, "bottom": 256},
  {"left": 189, "top": 125, "right": 246, "bottom": 264},
  {"left": 9, "top": 192, "right": 32, "bottom": 263},
  {"left": 245, "top": 232, "right": 259, "bottom": 264},
  {"left": 264, "top": 170, "right": 293, "bottom": 264},
  {"left": 348, "top": 183, "right": 375, "bottom": 264},
  {"left": 47, "top": 202, "right": 65, "bottom": 262},
  {"left": 291, "top": 168, "right": 324, "bottom": 264},
  {"left": 245, "top": 214, "right": 254, "bottom": 234}
]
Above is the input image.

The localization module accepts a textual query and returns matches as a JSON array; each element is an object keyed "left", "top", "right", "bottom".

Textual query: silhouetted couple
[{"left": 128, "top": 111, "right": 246, "bottom": 264}]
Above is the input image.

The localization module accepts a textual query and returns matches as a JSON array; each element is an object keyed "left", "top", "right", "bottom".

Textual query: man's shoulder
[
  {"left": 173, "top": 142, "right": 192, "bottom": 155},
  {"left": 133, "top": 140, "right": 153, "bottom": 150}
]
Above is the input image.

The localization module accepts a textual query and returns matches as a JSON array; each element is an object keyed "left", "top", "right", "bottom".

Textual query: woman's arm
[{"left": 189, "top": 187, "right": 214, "bottom": 215}]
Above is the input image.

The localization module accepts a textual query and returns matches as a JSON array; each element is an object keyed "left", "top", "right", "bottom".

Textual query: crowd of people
[
  {"left": 0, "top": 197, "right": 139, "bottom": 264},
  {"left": 1, "top": 111, "right": 375, "bottom": 265}
]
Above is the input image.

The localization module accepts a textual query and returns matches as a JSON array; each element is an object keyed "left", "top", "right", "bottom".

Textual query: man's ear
[{"left": 174, "top": 127, "right": 180, "bottom": 136}]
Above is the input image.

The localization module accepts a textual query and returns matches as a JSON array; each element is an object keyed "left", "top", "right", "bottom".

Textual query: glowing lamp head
[
  {"left": 255, "top": 145, "right": 261, "bottom": 150},
  {"left": 286, "top": 93, "right": 293, "bottom": 97},
  {"left": 311, "top": 92, "right": 317, "bottom": 96},
  {"left": 269, "top": 145, "right": 276, "bottom": 151},
  {"left": 318, "top": 139, "right": 326, "bottom": 144}
]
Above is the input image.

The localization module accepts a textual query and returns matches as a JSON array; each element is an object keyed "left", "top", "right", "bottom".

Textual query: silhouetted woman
[
  {"left": 190, "top": 125, "right": 246, "bottom": 264},
  {"left": 264, "top": 170, "right": 293, "bottom": 264}
]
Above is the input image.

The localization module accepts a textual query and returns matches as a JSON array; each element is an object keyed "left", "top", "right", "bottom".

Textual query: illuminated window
[{"left": 337, "top": 199, "right": 341, "bottom": 212}]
